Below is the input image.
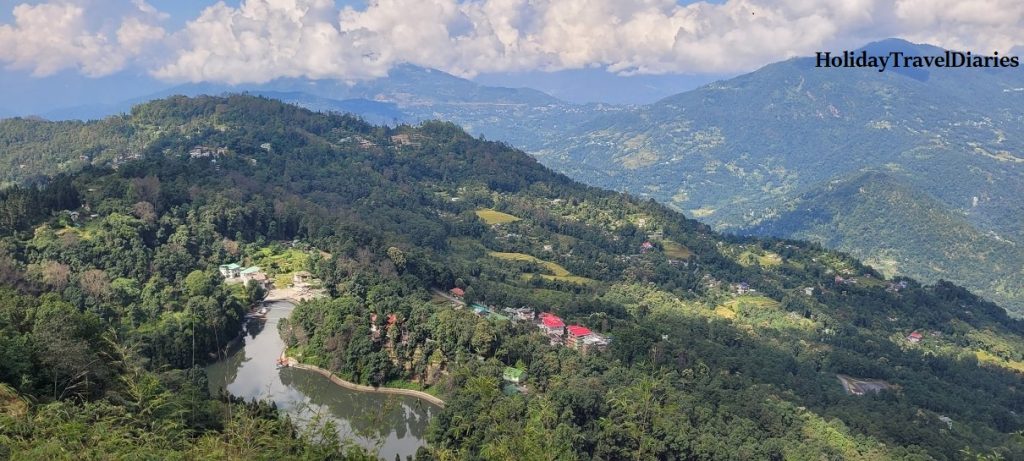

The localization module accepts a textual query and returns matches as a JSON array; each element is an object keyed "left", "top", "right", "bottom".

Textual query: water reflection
[{"left": 206, "top": 301, "right": 437, "bottom": 460}]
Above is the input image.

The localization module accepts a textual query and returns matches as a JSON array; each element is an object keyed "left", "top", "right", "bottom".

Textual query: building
[
  {"left": 733, "top": 282, "right": 755, "bottom": 295},
  {"left": 504, "top": 307, "right": 534, "bottom": 322},
  {"left": 449, "top": 287, "right": 465, "bottom": 299},
  {"left": 219, "top": 263, "right": 242, "bottom": 279},
  {"left": 566, "top": 325, "right": 593, "bottom": 349},
  {"left": 640, "top": 241, "right": 655, "bottom": 253},
  {"left": 471, "top": 303, "right": 490, "bottom": 316},
  {"left": 240, "top": 266, "right": 265, "bottom": 285},
  {"left": 189, "top": 146, "right": 228, "bottom": 159},
  {"left": 502, "top": 367, "right": 525, "bottom": 384},
  {"left": 539, "top": 313, "right": 565, "bottom": 337},
  {"left": 582, "top": 334, "right": 610, "bottom": 354},
  {"left": 907, "top": 331, "right": 923, "bottom": 343}
]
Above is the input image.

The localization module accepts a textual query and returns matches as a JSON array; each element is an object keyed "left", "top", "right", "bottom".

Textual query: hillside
[
  {"left": 744, "top": 172, "right": 1024, "bottom": 314},
  {"left": 533, "top": 38, "right": 1024, "bottom": 315},
  {"left": 3, "top": 95, "right": 1024, "bottom": 459}
]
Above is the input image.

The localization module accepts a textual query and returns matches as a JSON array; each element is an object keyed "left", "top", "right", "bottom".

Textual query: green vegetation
[
  {"left": 1, "top": 95, "right": 1024, "bottom": 459},
  {"left": 475, "top": 208, "right": 521, "bottom": 225}
]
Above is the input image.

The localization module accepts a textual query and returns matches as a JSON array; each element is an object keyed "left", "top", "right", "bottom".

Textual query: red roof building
[
  {"left": 540, "top": 314, "right": 565, "bottom": 336},
  {"left": 449, "top": 287, "right": 465, "bottom": 298},
  {"left": 907, "top": 331, "right": 923, "bottom": 343},
  {"left": 566, "top": 325, "right": 593, "bottom": 349}
]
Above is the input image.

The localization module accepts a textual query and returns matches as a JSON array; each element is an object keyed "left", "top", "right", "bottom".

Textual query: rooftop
[
  {"left": 567, "top": 325, "right": 592, "bottom": 337},
  {"left": 542, "top": 316, "right": 565, "bottom": 328}
]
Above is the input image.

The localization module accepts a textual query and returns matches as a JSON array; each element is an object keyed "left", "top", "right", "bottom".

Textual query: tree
[
  {"left": 471, "top": 320, "right": 495, "bottom": 357},
  {"left": 245, "top": 280, "right": 267, "bottom": 306}
]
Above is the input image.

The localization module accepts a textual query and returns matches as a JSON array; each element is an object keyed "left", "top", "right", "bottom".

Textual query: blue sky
[{"left": 0, "top": 0, "right": 1020, "bottom": 114}]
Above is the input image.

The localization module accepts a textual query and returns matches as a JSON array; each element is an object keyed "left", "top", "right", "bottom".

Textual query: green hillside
[
  {"left": 745, "top": 171, "right": 1024, "bottom": 315},
  {"left": 534, "top": 39, "right": 1024, "bottom": 315},
  {"left": 2, "top": 95, "right": 1024, "bottom": 459}
]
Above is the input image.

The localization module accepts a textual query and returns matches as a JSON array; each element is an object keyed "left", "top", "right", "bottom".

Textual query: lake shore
[{"left": 281, "top": 356, "right": 446, "bottom": 408}]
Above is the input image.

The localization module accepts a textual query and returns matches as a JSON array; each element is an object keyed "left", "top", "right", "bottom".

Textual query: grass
[
  {"left": 490, "top": 251, "right": 595, "bottom": 284},
  {"left": 475, "top": 208, "right": 521, "bottom": 225},
  {"left": 661, "top": 240, "right": 693, "bottom": 259},
  {"left": 714, "top": 305, "right": 737, "bottom": 319},
  {"left": 975, "top": 350, "right": 1024, "bottom": 373},
  {"left": 717, "top": 296, "right": 782, "bottom": 314},
  {"left": 737, "top": 250, "right": 783, "bottom": 268},
  {"left": 490, "top": 251, "right": 570, "bottom": 276},
  {"left": 251, "top": 246, "right": 310, "bottom": 286}
]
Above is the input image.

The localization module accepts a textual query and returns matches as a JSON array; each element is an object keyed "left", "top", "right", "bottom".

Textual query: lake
[{"left": 205, "top": 300, "right": 439, "bottom": 460}]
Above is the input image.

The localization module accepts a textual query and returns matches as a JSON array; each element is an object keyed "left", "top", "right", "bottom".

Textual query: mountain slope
[
  {"left": 3, "top": 95, "right": 1024, "bottom": 458},
  {"left": 744, "top": 171, "right": 1024, "bottom": 312},
  {"left": 535, "top": 38, "right": 1024, "bottom": 314}
]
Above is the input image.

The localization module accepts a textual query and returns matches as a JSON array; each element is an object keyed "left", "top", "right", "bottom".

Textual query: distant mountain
[
  {"left": 744, "top": 171, "right": 1024, "bottom": 312},
  {"left": 534, "top": 38, "right": 1024, "bottom": 314},
  {"left": 38, "top": 64, "right": 617, "bottom": 151}
]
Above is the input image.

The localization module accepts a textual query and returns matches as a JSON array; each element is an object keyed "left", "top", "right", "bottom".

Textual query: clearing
[
  {"left": 661, "top": 240, "right": 693, "bottom": 259},
  {"left": 836, "top": 374, "right": 895, "bottom": 395},
  {"left": 476, "top": 208, "right": 521, "bottom": 225},
  {"left": 488, "top": 251, "right": 593, "bottom": 284}
]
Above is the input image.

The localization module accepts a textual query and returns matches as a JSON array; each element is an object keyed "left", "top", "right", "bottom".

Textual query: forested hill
[{"left": 3, "top": 95, "right": 1024, "bottom": 459}]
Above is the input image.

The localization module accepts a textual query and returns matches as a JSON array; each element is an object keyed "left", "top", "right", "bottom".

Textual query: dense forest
[{"left": 2, "top": 95, "right": 1024, "bottom": 459}]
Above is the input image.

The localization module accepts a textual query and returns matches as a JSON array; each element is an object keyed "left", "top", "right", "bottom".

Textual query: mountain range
[{"left": 2, "top": 38, "right": 1022, "bottom": 317}]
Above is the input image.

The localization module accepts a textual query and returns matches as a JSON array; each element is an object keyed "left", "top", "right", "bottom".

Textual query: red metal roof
[
  {"left": 449, "top": 287, "right": 465, "bottom": 297},
  {"left": 908, "top": 331, "right": 923, "bottom": 338},
  {"left": 541, "top": 316, "right": 564, "bottom": 328},
  {"left": 567, "top": 325, "right": 592, "bottom": 337}
]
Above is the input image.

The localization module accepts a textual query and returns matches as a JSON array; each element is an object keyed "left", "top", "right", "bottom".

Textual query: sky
[{"left": 0, "top": 0, "right": 1022, "bottom": 112}]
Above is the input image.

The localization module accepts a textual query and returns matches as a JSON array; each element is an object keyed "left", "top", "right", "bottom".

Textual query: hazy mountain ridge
[{"left": 533, "top": 38, "right": 1024, "bottom": 314}]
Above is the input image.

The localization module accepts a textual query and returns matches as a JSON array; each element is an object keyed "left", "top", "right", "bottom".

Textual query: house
[
  {"left": 907, "top": 331, "right": 923, "bottom": 343},
  {"left": 240, "top": 266, "right": 264, "bottom": 284},
  {"left": 733, "top": 282, "right": 755, "bottom": 295},
  {"left": 449, "top": 287, "right": 465, "bottom": 299},
  {"left": 504, "top": 307, "right": 534, "bottom": 322},
  {"left": 471, "top": 303, "right": 491, "bottom": 316},
  {"left": 189, "top": 146, "right": 227, "bottom": 159},
  {"left": 539, "top": 313, "right": 565, "bottom": 337},
  {"left": 566, "top": 325, "right": 593, "bottom": 349},
  {"left": 219, "top": 263, "right": 242, "bottom": 279},
  {"left": 640, "top": 241, "right": 655, "bottom": 253},
  {"left": 292, "top": 271, "right": 313, "bottom": 286},
  {"left": 502, "top": 367, "right": 525, "bottom": 384},
  {"left": 582, "top": 334, "right": 610, "bottom": 354},
  {"left": 803, "top": 287, "right": 815, "bottom": 296}
]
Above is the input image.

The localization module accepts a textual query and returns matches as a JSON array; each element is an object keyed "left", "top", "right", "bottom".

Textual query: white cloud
[
  {"left": 3, "top": 0, "right": 1023, "bottom": 82},
  {"left": 0, "top": 0, "right": 165, "bottom": 77}
]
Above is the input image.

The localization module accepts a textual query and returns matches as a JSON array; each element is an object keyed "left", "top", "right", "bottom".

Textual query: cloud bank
[{"left": 1, "top": 0, "right": 1022, "bottom": 82}]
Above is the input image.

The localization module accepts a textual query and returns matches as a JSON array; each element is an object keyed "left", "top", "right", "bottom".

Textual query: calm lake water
[{"left": 205, "top": 301, "right": 439, "bottom": 460}]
